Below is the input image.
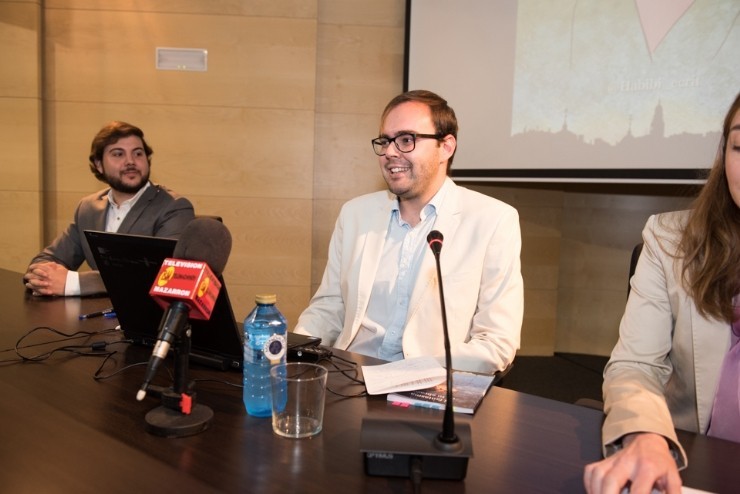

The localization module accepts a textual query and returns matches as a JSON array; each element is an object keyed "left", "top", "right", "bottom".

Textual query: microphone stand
[
  {"left": 360, "top": 230, "right": 472, "bottom": 481},
  {"left": 431, "top": 244, "right": 461, "bottom": 451},
  {"left": 142, "top": 325, "right": 214, "bottom": 437}
]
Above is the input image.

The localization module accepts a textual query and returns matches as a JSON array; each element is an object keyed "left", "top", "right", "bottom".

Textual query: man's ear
[
  {"left": 440, "top": 134, "right": 457, "bottom": 162},
  {"left": 94, "top": 160, "right": 103, "bottom": 174}
]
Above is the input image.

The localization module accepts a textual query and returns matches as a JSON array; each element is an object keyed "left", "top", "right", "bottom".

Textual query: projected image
[{"left": 511, "top": 0, "right": 739, "bottom": 168}]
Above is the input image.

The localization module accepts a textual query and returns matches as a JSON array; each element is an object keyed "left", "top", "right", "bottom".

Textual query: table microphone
[
  {"left": 427, "top": 230, "right": 458, "bottom": 446},
  {"left": 136, "top": 217, "right": 232, "bottom": 402},
  {"left": 360, "top": 230, "right": 473, "bottom": 481}
]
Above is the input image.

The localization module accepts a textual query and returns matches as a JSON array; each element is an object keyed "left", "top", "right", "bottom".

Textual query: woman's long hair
[{"left": 678, "top": 92, "right": 740, "bottom": 322}]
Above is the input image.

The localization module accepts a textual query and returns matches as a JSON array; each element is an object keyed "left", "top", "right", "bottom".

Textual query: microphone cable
[
  {"left": 324, "top": 353, "right": 368, "bottom": 398},
  {"left": 0, "top": 325, "right": 123, "bottom": 364}
]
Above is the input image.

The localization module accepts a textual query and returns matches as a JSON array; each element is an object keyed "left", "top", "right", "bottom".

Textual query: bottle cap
[{"left": 255, "top": 293, "right": 277, "bottom": 305}]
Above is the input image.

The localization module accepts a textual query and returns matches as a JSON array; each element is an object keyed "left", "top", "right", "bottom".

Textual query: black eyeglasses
[{"left": 371, "top": 133, "right": 443, "bottom": 156}]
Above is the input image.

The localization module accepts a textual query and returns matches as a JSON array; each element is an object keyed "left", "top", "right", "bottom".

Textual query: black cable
[
  {"left": 324, "top": 354, "right": 368, "bottom": 398},
  {"left": 3, "top": 326, "right": 371, "bottom": 400},
  {"left": 92, "top": 349, "right": 146, "bottom": 381},
  {"left": 410, "top": 456, "right": 423, "bottom": 494},
  {"left": 0, "top": 325, "right": 123, "bottom": 364}
]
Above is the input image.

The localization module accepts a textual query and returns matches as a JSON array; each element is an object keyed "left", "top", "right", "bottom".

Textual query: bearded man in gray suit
[{"left": 24, "top": 121, "right": 195, "bottom": 297}]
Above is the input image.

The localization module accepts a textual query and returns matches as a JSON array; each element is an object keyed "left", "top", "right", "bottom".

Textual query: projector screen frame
[{"left": 403, "top": 0, "right": 738, "bottom": 184}]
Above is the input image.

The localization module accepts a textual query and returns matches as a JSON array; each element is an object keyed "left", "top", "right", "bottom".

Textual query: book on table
[{"left": 386, "top": 370, "right": 496, "bottom": 414}]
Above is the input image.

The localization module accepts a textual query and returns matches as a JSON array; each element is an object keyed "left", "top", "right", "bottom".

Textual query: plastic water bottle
[{"left": 243, "top": 294, "right": 287, "bottom": 417}]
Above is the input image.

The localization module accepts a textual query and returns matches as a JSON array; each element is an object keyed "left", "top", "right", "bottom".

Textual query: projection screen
[{"left": 406, "top": 0, "right": 740, "bottom": 183}]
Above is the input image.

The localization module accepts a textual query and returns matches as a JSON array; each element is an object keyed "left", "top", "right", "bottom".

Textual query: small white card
[{"left": 362, "top": 356, "right": 447, "bottom": 395}]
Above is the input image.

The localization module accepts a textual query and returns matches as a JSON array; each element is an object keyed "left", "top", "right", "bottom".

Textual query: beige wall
[
  {"left": 0, "top": 0, "right": 42, "bottom": 271},
  {"left": 0, "top": 0, "right": 700, "bottom": 356}
]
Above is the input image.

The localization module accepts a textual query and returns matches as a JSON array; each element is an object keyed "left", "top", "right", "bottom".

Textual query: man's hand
[
  {"left": 584, "top": 432, "right": 682, "bottom": 494},
  {"left": 23, "top": 262, "right": 69, "bottom": 296}
]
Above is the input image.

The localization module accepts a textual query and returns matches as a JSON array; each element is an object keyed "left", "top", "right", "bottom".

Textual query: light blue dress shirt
[{"left": 348, "top": 181, "right": 451, "bottom": 360}]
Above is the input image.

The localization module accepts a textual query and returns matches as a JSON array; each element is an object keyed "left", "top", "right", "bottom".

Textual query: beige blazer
[
  {"left": 602, "top": 211, "right": 732, "bottom": 467},
  {"left": 294, "top": 178, "right": 523, "bottom": 374}
]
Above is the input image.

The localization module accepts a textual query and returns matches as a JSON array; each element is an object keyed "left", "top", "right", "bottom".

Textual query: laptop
[{"left": 84, "top": 230, "right": 320, "bottom": 371}]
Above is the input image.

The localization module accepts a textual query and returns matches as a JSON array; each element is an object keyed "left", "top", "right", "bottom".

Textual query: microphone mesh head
[
  {"left": 427, "top": 230, "right": 444, "bottom": 244},
  {"left": 172, "top": 217, "right": 232, "bottom": 276},
  {"left": 427, "top": 230, "right": 444, "bottom": 255}
]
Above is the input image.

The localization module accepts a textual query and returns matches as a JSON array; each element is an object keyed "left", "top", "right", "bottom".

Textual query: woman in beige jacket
[{"left": 585, "top": 91, "right": 740, "bottom": 494}]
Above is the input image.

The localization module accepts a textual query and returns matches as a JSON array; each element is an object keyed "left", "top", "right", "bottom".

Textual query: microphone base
[
  {"left": 144, "top": 403, "right": 213, "bottom": 438},
  {"left": 360, "top": 415, "right": 472, "bottom": 480}
]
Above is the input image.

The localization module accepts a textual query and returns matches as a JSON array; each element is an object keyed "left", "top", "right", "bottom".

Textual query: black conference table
[{"left": 0, "top": 268, "right": 737, "bottom": 493}]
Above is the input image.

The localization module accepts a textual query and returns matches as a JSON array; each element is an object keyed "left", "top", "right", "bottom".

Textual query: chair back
[{"left": 627, "top": 243, "right": 643, "bottom": 297}]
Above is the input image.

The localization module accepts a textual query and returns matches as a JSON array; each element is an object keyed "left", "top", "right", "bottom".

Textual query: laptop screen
[{"left": 84, "top": 230, "right": 244, "bottom": 371}]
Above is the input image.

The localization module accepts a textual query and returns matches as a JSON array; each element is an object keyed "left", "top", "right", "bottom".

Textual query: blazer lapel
[
  {"left": 118, "top": 185, "right": 157, "bottom": 233},
  {"left": 353, "top": 194, "right": 395, "bottom": 329},
  {"left": 91, "top": 192, "right": 109, "bottom": 231}
]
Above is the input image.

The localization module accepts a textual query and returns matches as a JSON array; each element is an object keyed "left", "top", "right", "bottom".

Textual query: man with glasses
[
  {"left": 23, "top": 121, "right": 195, "bottom": 297},
  {"left": 294, "top": 90, "right": 523, "bottom": 374}
]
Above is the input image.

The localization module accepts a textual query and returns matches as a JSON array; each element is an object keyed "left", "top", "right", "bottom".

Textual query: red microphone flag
[{"left": 149, "top": 258, "right": 222, "bottom": 320}]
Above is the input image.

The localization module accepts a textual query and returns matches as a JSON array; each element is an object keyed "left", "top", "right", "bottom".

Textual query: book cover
[{"left": 387, "top": 371, "right": 496, "bottom": 414}]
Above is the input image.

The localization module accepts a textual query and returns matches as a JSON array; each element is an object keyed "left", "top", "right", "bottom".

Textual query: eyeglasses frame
[{"left": 370, "top": 132, "right": 444, "bottom": 156}]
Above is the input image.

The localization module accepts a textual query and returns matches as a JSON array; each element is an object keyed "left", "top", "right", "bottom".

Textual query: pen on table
[{"left": 79, "top": 308, "right": 116, "bottom": 320}]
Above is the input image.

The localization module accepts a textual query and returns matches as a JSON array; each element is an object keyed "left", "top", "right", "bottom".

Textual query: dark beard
[{"left": 105, "top": 170, "right": 150, "bottom": 195}]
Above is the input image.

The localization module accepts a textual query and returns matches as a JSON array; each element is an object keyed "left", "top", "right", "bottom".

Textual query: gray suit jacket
[
  {"left": 29, "top": 183, "right": 195, "bottom": 295},
  {"left": 295, "top": 178, "right": 524, "bottom": 374},
  {"left": 602, "top": 211, "right": 732, "bottom": 467}
]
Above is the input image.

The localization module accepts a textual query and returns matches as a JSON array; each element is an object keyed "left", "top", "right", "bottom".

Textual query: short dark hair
[
  {"left": 380, "top": 90, "right": 458, "bottom": 170},
  {"left": 88, "top": 121, "right": 153, "bottom": 182}
]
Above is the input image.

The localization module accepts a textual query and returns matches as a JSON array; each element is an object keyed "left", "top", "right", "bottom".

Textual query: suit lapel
[
  {"left": 91, "top": 192, "right": 109, "bottom": 231},
  {"left": 118, "top": 184, "right": 157, "bottom": 233},
  {"left": 353, "top": 194, "right": 395, "bottom": 328}
]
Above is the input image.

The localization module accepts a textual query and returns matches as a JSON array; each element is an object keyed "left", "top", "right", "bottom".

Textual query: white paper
[
  {"left": 362, "top": 356, "right": 447, "bottom": 395},
  {"left": 621, "top": 487, "right": 714, "bottom": 494}
]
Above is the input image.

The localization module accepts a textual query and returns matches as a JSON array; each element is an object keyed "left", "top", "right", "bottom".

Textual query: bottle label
[{"left": 263, "top": 333, "right": 286, "bottom": 364}]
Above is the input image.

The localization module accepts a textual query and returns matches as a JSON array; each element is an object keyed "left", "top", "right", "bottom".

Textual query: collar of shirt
[
  {"left": 391, "top": 176, "right": 453, "bottom": 227},
  {"left": 105, "top": 181, "right": 151, "bottom": 232}
]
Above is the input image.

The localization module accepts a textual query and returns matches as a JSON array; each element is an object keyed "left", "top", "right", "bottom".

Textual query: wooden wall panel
[
  {"left": 0, "top": 1, "right": 42, "bottom": 271},
  {"left": 0, "top": 2, "right": 39, "bottom": 98},
  {"left": 46, "top": 103, "right": 314, "bottom": 199},
  {"left": 313, "top": 112, "right": 386, "bottom": 200},
  {"left": 44, "top": 0, "right": 317, "bottom": 18},
  {"left": 555, "top": 187, "right": 697, "bottom": 355},
  {"left": 1, "top": 99, "right": 41, "bottom": 191},
  {"left": 319, "top": 0, "right": 404, "bottom": 27},
  {"left": 315, "top": 23, "right": 405, "bottom": 115},
  {"left": 309, "top": 199, "right": 341, "bottom": 294},
  {"left": 0, "top": 192, "right": 42, "bottom": 271},
  {"left": 44, "top": 11, "right": 316, "bottom": 110}
]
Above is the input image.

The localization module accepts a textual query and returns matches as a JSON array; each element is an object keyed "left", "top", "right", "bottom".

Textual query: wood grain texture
[
  {"left": 0, "top": 2, "right": 39, "bottom": 98},
  {"left": 43, "top": 10, "right": 316, "bottom": 109},
  {"left": 44, "top": 0, "right": 317, "bottom": 17},
  {"left": 0, "top": 1, "right": 42, "bottom": 272},
  {"left": 0, "top": 192, "right": 42, "bottom": 271},
  {"left": 45, "top": 102, "right": 315, "bottom": 199}
]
